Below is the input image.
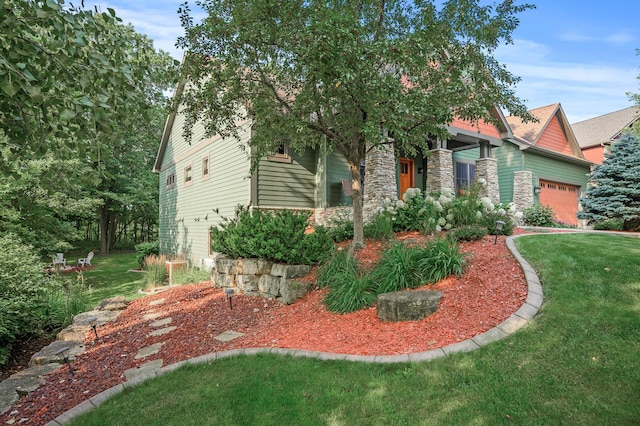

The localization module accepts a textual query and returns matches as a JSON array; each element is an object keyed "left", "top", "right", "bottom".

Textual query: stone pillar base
[
  {"left": 426, "top": 149, "right": 454, "bottom": 195},
  {"left": 475, "top": 157, "right": 499, "bottom": 204},
  {"left": 363, "top": 144, "right": 397, "bottom": 221},
  {"left": 512, "top": 171, "right": 534, "bottom": 211}
]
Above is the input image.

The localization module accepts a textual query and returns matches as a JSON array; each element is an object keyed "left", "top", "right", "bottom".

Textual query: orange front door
[
  {"left": 399, "top": 158, "right": 414, "bottom": 197},
  {"left": 538, "top": 180, "right": 580, "bottom": 226}
]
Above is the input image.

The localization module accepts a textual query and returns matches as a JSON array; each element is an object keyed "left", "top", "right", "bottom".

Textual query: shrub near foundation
[{"left": 211, "top": 206, "right": 334, "bottom": 265}]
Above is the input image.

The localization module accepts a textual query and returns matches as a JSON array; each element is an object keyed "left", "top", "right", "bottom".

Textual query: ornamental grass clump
[
  {"left": 320, "top": 238, "right": 467, "bottom": 313},
  {"left": 317, "top": 250, "right": 376, "bottom": 313},
  {"left": 418, "top": 238, "right": 467, "bottom": 284},
  {"left": 144, "top": 254, "right": 168, "bottom": 289}
]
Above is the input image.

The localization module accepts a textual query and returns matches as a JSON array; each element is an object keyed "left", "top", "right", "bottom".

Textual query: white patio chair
[
  {"left": 52, "top": 253, "right": 66, "bottom": 268},
  {"left": 77, "top": 251, "right": 94, "bottom": 267}
]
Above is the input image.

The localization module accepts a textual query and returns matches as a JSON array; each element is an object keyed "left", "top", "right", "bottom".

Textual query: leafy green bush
[
  {"left": 0, "top": 233, "right": 87, "bottom": 366},
  {"left": 417, "top": 238, "right": 467, "bottom": 284},
  {"left": 363, "top": 213, "right": 395, "bottom": 240},
  {"left": 210, "top": 207, "right": 333, "bottom": 265},
  {"left": 135, "top": 241, "right": 160, "bottom": 269},
  {"left": 480, "top": 211, "right": 514, "bottom": 235},
  {"left": 523, "top": 204, "right": 557, "bottom": 227},
  {"left": 326, "top": 218, "right": 354, "bottom": 243},
  {"left": 593, "top": 218, "right": 624, "bottom": 231},
  {"left": 450, "top": 225, "right": 488, "bottom": 241}
]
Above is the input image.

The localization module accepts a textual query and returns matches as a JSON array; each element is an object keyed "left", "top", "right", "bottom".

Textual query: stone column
[
  {"left": 513, "top": 171, "right": 534, "bottom": 211},
  {"left": 425, "top": 148, "right": 454, "bottom": 195},
  {"left": 363, "top": 144, "right": 397, "bottom": 221},
  {"left": 475, "top": 157, "right": 500, "bottom": 204}
]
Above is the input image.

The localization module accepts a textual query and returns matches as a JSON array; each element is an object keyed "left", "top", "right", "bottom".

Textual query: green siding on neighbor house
[
  {"left": 158, "top": 118, "right": 252, "bottom": 265},
  {"left": 453, "top": 142, "right": 589, "bottom": 203},
  {"left": 524, "top": 151, "right": 590, "bottom": 196},
  {"left": 256, "top": 148, "right": 317, "bottom": 208}
]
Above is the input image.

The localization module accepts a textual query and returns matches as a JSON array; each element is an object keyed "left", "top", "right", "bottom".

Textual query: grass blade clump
[
  {"left": 418, "top": 238, "right": 467, "bottom": 284},
  {"left": 317, "top": 250, "right": 376, "bottom": 313},
  {"left": 370, "top": 242, "right": 425, "bottom": 294}
]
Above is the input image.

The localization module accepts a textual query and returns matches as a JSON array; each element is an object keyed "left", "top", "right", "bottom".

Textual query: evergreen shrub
[{"left": 210, "top": 206, "right": 334, "bottom": 265}]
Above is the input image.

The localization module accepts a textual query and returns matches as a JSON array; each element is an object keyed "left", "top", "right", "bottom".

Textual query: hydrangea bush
[{"left": 378, "top": 180, "right": 522, "bottom": 235}]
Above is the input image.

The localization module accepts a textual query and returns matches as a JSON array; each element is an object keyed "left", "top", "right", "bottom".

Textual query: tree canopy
[
  {"left": 1, "top": 0, "right": 179, "bottom": 254},
  {"left": 177, "top": 0, "right": 534, "bottom": 246},
  {"left": 578, "top": 133, "right": 640, "bottom": 231}
]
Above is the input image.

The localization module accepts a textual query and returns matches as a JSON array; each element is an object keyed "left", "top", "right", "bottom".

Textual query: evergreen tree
[{"left": 578, "top": 133, "right": 640, "bottom": 231}]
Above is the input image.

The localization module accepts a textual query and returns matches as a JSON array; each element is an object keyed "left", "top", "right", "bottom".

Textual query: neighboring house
[
  {"left": 154, "top": 82, "right": 509, "bottom": 265},
  {"left": 571, "top": 106, "right": 640, "bottom": 164},
  {"left": 454, "top": 103, "right": 592, "bottom": 227}
]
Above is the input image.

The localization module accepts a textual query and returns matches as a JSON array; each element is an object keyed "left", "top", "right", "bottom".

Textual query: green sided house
[
  {"left": 154, "top": 82, "right": 512, "bottom": 265},
  {"left": 454, "top": 103, "right": 592, "bottom": 227}
]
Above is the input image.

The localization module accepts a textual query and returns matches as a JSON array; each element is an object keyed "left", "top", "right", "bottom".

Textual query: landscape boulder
[{"left": 377, "top": 290, "right": 443, "bottom": 322}]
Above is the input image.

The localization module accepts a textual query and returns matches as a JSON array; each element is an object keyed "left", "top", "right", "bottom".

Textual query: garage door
[{"left": 538, "top": 180, "right": 579, "bottom": 226}]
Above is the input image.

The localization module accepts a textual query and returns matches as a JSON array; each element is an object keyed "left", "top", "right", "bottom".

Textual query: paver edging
[{"left": 46, "top": 234, "right": 544, "bottom": 425}]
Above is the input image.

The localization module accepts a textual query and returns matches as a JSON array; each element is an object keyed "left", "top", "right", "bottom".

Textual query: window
[
  {"left": 165, "top": 173, "right": 176, "bottom": 189},
  {"left": 202, "top": 157, "right": 209, "bottom": 179},
  {"left": 268, "top": 139, "right": 292, "bottom": 163},
  {"left": 184, "top": 165, "right": 193, "bottom": 186},
  {"left": 455, "top": 162, "right": 475, "bottom": 193}
]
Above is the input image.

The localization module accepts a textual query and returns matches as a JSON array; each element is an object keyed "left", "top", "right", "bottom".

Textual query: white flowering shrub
[{"left": 380, "top": 180, "right": 522, "bottom": 235}]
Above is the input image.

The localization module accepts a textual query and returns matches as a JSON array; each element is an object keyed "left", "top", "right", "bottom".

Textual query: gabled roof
[
  {"left": 154, "top": 80, "right": 186, "bottom": 173},
  {"left": 571, "top": 106, "right": 640, "bottom": 149},
  {"left": 505, "top": 103, "right": 586, "bottom": 161}
]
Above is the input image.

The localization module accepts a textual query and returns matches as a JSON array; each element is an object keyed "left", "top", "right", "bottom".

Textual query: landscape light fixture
[
  {"left": 56, "top": 347, "right": 74, "bottom": 375},
  {"left": 495, "top": 220, "right": 506, "bottom": 245},
  {"left": 89, "top": 317, "right": 99, "bottom": 341},
  {"left": 225, "top": 288, "right": 235, "bottom": 310}
]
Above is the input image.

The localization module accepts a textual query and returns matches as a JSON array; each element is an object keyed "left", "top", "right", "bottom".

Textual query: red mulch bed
[{"left": 1, "top": 231, "right": 533, "bottom": 425}]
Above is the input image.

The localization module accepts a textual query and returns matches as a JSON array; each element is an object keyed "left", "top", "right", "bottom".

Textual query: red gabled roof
[{"left": 506, "top": 103, "right": 585, "bottom": 159}]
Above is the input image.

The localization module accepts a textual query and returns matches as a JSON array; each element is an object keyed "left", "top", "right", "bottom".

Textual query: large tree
[
  {"left": 177, "top": 0, "right": 534, "bottom": 247},
  {"left": 1, "top": 1, "right": 179, "bottom": 254},
  {"left": 578, "top": 133, "right": 640, "bottom": 231}
]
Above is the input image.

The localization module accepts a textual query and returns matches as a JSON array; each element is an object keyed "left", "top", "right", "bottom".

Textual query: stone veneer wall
[
  {"left": 425, "top": 149, "right": 454, "bottom": 195},
  {"left": 314, "top": 206, "right": 353, "bottom": 226},
  {"left": 512, "top": 170, "right": 534, "bottom": 211},
  {"left": 211, "top": 257, "right": 312, "bottom": 305},
  {"left": 363, "top": 144, "right": 398, "bottom": 221},
  {"left": 475, "top": 157, "right": 500, "bottom": 204}
]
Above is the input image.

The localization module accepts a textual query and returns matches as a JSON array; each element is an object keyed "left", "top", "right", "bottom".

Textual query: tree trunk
[
  {"left": 350, "top": 163, "right": 365, "bottom": 248},
  {"left": 98, "top": 205, "right": 110, "bottom": 256}
]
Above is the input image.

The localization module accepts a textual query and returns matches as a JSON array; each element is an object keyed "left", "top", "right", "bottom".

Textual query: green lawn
[
  {"left": 70, "top": 233, "right": 640, "bottom": 425},
  {"left": 79, "top": 252, "right": 146, "bottom": 307}
]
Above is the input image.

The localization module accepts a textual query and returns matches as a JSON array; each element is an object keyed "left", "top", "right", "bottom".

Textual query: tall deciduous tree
[
  {"left": 578, "top": 133, "right": 640, "bottom": 231},
  {"left": 177, "top": 0, "right": 534, "bottom": 247},
  {"left": 1, "top": 1, "right": 179, "bottom": 254}
]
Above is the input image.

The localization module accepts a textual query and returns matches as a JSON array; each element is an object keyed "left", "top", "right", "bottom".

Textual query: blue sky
[{"left": 82, "top": 0, "right": 640, "bottom": 123}]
